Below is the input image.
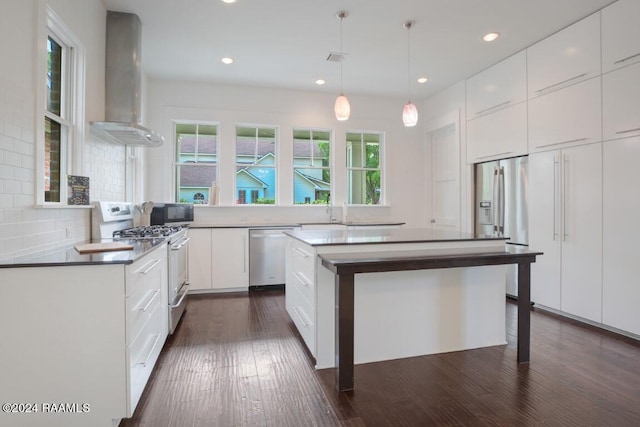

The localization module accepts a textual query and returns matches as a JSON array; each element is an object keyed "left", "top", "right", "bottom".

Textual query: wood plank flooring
[{"left": 120, "top": 289, "right": 640, "bottom": 426}]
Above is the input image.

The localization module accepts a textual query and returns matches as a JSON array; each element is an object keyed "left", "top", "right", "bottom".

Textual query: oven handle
[
  {"left": 171, "top": 236, "right": 190, "bottom": 250},
  {"left": 171, "top": 285, "right": 190, "bottom": 309}
]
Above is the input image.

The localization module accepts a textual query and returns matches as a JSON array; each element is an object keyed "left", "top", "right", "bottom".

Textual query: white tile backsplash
[{"left": 0, "top": 79, "right": 126, "bottom": 262}]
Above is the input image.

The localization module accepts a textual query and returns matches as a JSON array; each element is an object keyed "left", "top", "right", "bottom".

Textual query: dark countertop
[
  {"left": 284, "top": 228, "right": 508, "bottom": 247},
  {"left": 0, "top": 238, "right": 167, "bottom": 268}
]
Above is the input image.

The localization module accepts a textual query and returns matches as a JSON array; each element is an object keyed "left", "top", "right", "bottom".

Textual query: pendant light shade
[
  {"left": 402, "top": 21, "right": 418, "bottom": 127},
  {"left": 335, "top": 93, "right": 351, "bottom": 121},
  {"left": 334, "top": 11, "right": 350, "bottom": 121},
  {"left": 402, "top": 102, "right": 418, "bottom": 127}
]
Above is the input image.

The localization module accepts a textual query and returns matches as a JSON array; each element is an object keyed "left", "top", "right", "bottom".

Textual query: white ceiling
[{"left": 101, "top": 0, "right": 616, "bottom": 100}]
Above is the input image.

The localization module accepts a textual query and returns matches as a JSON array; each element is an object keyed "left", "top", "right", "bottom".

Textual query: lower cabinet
[
  {"left": 529, "top": 143, "right": 603, "bottom": 322},
  {"left": 285, "top": 237, "right": 317, "bottom": 355},
  {"left": 602, "top": 137, "right": 640, "bottom": 335},
  {"left": 188, "top": 227, "right": 249, "bottom": 292}
]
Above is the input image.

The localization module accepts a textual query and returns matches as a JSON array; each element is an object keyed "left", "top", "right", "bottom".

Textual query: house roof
[
  {"left": 179, "top": 165, "right": 217, "bottom": 187},
  {"left": 178, "top": 135, "right": 328, "bottom": 158},
  {"left": 294, "top": 170, "right": 330, "bottom": 190}
]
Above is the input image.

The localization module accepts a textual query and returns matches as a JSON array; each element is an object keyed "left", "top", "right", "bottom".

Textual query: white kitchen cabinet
[
  {"left": 285, "top": 237, "right": 317, "bottom": 355},
  {"left": 125, "top": 246, "right": 167, "bottom": 414},
  {"left": 601, "top": 0, "right": 640, "bottom": 73},
  {"left": 211, "top": 228, "right": 249, "bottom": 290},
  {"left": 602, "top": 61, "right": 640, "bottom": 141},
  {"left": 187, "top": 228, "right": 213, "bottom": 291},
  {"left": 602, "top": 136, "right": 640, "bottom": 335},
  {"left": 529, "top": 143, "right": 602, "bottom": 322},
  {"left": 466, "top": 102, "right": 527, "bottom": 163},
  {"left": 466, "top": 51, "right": 527, "bottom": 119},
  {"left": 528, "top": 77, "right": 602, "bottom": 153},
  {"left": 527, "top": 12, "right": 600, "bottom": 98}
]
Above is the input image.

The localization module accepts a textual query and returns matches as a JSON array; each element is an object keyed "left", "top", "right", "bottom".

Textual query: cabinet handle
[
  {"left": 614, "top": 52, "right": 640, "bottom": 65},
  {"left": 243, "top": 235, "right": 247, "bottom": 273},
  {"left": 293, "top": 247, "right": 311, "bottom": 258},
  {"left": 615, "top": 127, "right": 640, "bottom": 135},
  {"left": 535, "top": 73, "right": 587, "bottom": 94},
  {"left": 293, "top": 272, "right": 310, "bottom": 287},
  {"left": 137, "top": 334, "right": 161, "bottom": 367},
  {"left": 292, "top": 306, "right": 309, "bottom": 328},
  {"left": 536, "top": 138, "right": 587, "bottom": 149},
  {"left": 553, "top": 156, "right": 559, "bottom": 241},
  {"left": 138, "top": 290, "right": 160, "bottom": 312},
  {"left": 170, "top": 285, "right": 190, "bottom": 309},
  {"left": 477, "top": 151, "right": 513, "bottom": 160},
  {"left": 137, "top": 259, "right": 161, "bottom": 275},
  {"left": 170, "top": 237, "right": 190, "bottom": 250},
  {"left": 563, "top": 156, "right": 569, "bottom": 242},
  {"left": 475, "top": 100, "right": 512, "bottom": 116}
]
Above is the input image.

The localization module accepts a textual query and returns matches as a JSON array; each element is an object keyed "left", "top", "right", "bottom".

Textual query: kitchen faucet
[{"left": 326, "top": 193, "right": 334, "bottom": 223}]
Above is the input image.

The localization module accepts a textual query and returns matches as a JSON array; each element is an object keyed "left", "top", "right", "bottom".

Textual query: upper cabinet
[
  {"left": 467, "top": 102, "right": 527, "bottom": 163},
  {"left": 528, "top": 77, "right": 602, "bottom": 153},
  {"left": 527, "top": 13, "right": 601, "bottom": 98},
  {"left": 602, "top": 61, "right": 640, "bottom": 141},
  {"left": 466, "top": 51, "right": 527, "bottom": 119},
  {"left": 601, "top": 0, "right": 640, "bottom": 73}
]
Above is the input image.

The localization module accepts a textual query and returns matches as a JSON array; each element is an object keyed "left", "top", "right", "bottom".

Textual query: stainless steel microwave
[{"left": 150, "top": 203, "right": 194, "bottom": 225}]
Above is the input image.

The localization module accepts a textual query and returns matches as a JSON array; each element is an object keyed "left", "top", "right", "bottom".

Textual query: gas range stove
[{"left": 113, "top": 225, "right": 188, "bottom": 240}]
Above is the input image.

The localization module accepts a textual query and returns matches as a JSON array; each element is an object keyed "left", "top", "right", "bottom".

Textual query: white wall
[
  {"left": 145, "top": 79, "right": 427, "bottom": 226},
  {"left": 0, "top": 0, "right": 127, "bottom": 262}
]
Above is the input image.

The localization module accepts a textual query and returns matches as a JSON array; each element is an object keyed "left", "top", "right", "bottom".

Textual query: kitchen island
[{"left": 283, "top": 228, "right": 542, "bottom": 391}]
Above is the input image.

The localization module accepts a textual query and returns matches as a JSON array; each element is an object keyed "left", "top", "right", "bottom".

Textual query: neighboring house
[{"left": 177, "top": 135, "right": 330, "bottom": 204}]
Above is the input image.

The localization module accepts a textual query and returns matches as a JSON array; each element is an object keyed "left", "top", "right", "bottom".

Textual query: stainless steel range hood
[{"left": 90, "top": 11, "right": 164, "bottom": 147}]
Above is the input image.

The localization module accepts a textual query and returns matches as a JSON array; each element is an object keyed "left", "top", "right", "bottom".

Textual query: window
[
  {"left": 346, "top": 131, "right": 382, "bottom": 205},
  {"left": 293, "top": 129, "right": 331, "bottom": 204},
  {"left": 235, "top": 125, "right": 277, "bottom": 204},
  {"left": 175, "top": 123, "right": 218, "bottom": 204},
  {"left": 39, "top": 8, "right": 85, "bottom": 205}
]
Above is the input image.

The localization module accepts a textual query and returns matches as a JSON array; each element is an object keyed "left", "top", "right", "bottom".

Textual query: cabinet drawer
[
  {"left": 126, "top": 249, "right": 166, "bottom": 296},
  {"left": 466, "top": 102, "right": 527, "bottom": 163},
  {"left": 128, "top": 303, "right": 164, "bottom": 415},
  {"left": 289, "top": 287, "right": 316, "bottom": 355},
  {"left": 127, "top": 285, "right": 162, "bottom": 345},
  {"left": 291, "top": 241, "right": 315, "bottom": 271},
  {"left": 291, "top": 270, "right": 314, "bottom": 305}
]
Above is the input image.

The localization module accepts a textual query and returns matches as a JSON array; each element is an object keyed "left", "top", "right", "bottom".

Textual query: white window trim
[
  {"left": 35, "top": 5, "right": 86, "bottom": 206},
  {"left": 292, "top": 128, "right": 333, "bottom": 205},
  {"left": 346, "top": 130, "right": 385, "bottom": 206},
  {"left": 173, "top": 120, "right": 220, "bottom": 203},
  {"left": 234, "top": 124, "right": 279, "bottom": 205}
]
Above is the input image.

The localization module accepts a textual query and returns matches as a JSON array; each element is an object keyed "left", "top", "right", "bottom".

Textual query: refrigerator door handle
[
  {"left": 563, "top": 155, "right": 569, "bottom": 241},
  {"left": 499, "top": 167, "right": 505, "bottom": 235},
  {"left": 492, "top": 167, "right": 499, "bottom": 234},
  {"left": 553, "top": 156, "right": 559, "bottom": 241}
]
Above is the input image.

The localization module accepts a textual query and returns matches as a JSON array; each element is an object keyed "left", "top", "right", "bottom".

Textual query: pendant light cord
[
  {"left": 406, "top": 21, "right": 412, "bottom": 102},
  {"left": 340, "top": 13, "right": 344, "bottom": 94}
]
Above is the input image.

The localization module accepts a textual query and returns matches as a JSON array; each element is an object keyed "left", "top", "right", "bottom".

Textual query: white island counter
[{"left": 283, "top": 228, "right": 541, "bottom": 390}]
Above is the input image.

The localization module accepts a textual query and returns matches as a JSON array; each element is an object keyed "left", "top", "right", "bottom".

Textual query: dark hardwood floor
[{"left": 120, "top": 289, "right": 640, "bottom": 427}]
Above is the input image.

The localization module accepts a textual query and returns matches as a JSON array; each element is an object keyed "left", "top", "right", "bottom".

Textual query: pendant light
[
  {"left": 334, "top": 11, "right": 350, "bottom": 121},
  {"left": 402, "top": 20, "right": 418, "bottom": 127}
]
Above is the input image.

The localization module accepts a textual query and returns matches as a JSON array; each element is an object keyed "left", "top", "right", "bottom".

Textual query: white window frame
[
  {"left": 292, "top": 128, "right": 332, "bottom": 205},
  {"left": 234, "top": 124, "right": 279, "bottom": 205},
  {"left": 345, "top": 130, "right": 385, "bottom": 205},
  {"left": 173, "top": 121, "right": 219, "bottom": 204},
  {"left": 35, "top": 5, "right": 85, "bottom": 206}
]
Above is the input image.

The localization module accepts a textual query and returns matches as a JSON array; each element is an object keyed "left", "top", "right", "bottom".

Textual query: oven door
[{"left": 169, "top": 234, "right": 190, "bottom": 334}]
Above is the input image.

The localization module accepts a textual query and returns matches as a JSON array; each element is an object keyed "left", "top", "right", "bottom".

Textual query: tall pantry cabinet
[
  {"left": 529, "top": 144, "right": 602, "bottom": 322},
  {"left": 600, "top": 0, "right": 640, "bottom": 336}
]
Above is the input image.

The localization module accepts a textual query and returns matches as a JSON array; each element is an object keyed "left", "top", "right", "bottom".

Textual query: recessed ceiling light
[
  {"left": 221, "top": 57, "right": 234, "bottom": 65},
  {"left": 221, "top": 0, "right": 236, "bottom": 4},
  {"left": 417, "top": 77, "right": 428, "bottom": 84},
  {"left": 483, "top": 32, "right": 500, "bottom": 42},
  {"left": 315, "top": 79, "right": 326, "bottom": 85}
]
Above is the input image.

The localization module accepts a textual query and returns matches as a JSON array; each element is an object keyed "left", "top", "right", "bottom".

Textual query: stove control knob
[{"left": 111, "top": 206, "right": 120, "bottom": 213}]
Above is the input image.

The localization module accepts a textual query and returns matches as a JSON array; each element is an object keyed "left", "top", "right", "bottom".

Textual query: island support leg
[
  {"left": 517, "top": 261, "right": 531, "bottom": 363},
  {"left": 335, "top": 272, "right": 355, "bottom": 391}
]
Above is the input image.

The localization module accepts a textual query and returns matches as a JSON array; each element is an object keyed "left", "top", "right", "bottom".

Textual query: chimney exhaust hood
[{"left": 90, "top": 11, "right": 164, "bottom": 147}]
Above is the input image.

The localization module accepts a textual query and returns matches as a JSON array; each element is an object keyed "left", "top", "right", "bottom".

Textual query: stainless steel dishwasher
[{"left": 249, "top": 228, "right": 294, "bottom": 287}]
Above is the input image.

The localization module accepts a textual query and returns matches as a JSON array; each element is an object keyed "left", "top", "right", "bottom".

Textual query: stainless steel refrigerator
[{"left": 475, "top": 155, "right": 528, "bottom": 297}]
